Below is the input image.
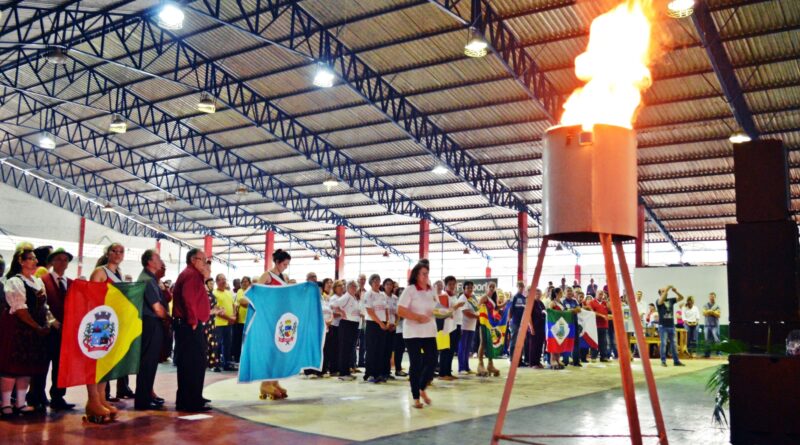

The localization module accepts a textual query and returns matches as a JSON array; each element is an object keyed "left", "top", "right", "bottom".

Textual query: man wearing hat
[{"left": 29, "top": 248, "right": 75, "bottom": 410}]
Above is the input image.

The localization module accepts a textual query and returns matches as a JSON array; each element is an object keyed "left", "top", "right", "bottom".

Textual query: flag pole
[{"left": 491, "top": 237, "right": 549, "bottom": 445}]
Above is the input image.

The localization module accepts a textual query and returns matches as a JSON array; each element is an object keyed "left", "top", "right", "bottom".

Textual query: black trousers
[
  {"left": 357, "top": 326, "right": 366, "bottom": 367},
  {"left": 365, "top": 321, "right": 387, "bottom": 379},
  {"left": 135, "top": 316, "right": 164, "bottom": 408},
  {"left": 175, "top": 321, "right": 208, "bottom": 409},
  {"left": 439, "top": 326, "right": 460, "bottom": 377},
  {"left": 324, "top": 326, "right": 338, "bottom": 374},
  {"left": 27, "top": 330, "right": 64, "bottom": 406},
  {"left": 529, "top": 323, "right": 545, "bottom": 366},
  {"left": 393, "top": 332, "right": 405, "bottom": 372},
  {"left": 232, "top": 323, "right": 244, "bottom": 362},
  {"left": 405, "top": 337, "right": 437, "bottom": 400},
  {"left": 381, "top": 328, "right": 395, "bottom": 376},
  {"left": 338, "top": 320, "right": 359, "bottom": 376}
]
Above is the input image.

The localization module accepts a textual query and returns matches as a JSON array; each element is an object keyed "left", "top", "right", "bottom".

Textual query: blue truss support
[
  {"left": 692, "top": 0, "right": 759, "bottom": 140},
  {"left": 0, "top": 158, "right": 233, "bottom": 267},
  {"left": 0, "top": 3, "right": 488, "bottom": 260},
  {"left": 640, "top": 197, "right": 683, "bottom": 255},
  {"left": 0, "top": 85, "right": 336, "bottom": 259},
  {"left": 0, "top": 126, "right": 262, "bottom": 258}
]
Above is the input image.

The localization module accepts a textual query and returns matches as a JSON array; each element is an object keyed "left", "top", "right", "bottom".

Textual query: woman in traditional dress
[
  {"left": 86, "top": 243, "right": 127, "bottom": 421},
  {"left": 0, "top": 243, "right": 54, "bottom": 418},
  {"left": 255, "top": 249, "right": 294, "bottom": 400},
  {"left": 476, "top": 282, "right": 504, "bottom": 377}
]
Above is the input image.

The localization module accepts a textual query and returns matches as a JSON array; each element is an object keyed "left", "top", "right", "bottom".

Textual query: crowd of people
[{"left": 0, "top": 241, "right": 724, "bottom": 421}]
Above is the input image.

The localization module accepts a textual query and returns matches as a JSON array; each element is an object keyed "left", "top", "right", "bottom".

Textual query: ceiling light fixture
[
  {"left": 313, "top": 254, "right": 320, "bottom": 261},
  {"left": 464, "top": 28, "right": 489, "bottom": 58},
  {"left": 235, "top": 184, "right": 248, "bottom": 195},
  {"left": 666, "top": 0, "right": 694, "bottom": 18},
  {"left": 729, "top": 130, "right": 751, "bottom": 144},
  {"left": 197, "top": 92, "right": 216, "bottom": 114},
  {"left": 322, "top": 175, "right": 339, "bottom": 191},
  {"left": 313, "top": 63, "right": 335, "bottom": 88},
  {"left": 109, "top": 114, "right": 127, "bottom": 134},
  {"left": 432, "top": 164, "right": 449, "bottom": 175},
  {"left": 101, "top": 202, "right": 115, "bottom": 212},
  {"left": 462, "top": 248, "right": 470, "bottom": 255},
  {"left": 382, "top": 251, "right": 389, "bottom": 257},
  {"left": 45, "top": 48, "right": 68, "bottom": 65},
  {"left": 157, "top": 3, "right": 185, "bottom": 30},
  {"left": 38, "top": 132, "right": 56, "bottom": 149}
]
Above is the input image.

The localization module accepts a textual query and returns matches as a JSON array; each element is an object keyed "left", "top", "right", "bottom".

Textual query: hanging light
[
  {"left": 464, "top": 28, "right": 488, "bottom": 58},
  {"left": 235, "top": 184, "right": 248, "bottom": 195},
  {"left": 38, "top": 132, "right": 56, "bottom": 149},
  {"left": 322, "top": 175, "right": 339, "bottom": 191},
  {"left": 666, "top": 0, "right": 694, "bottom": 18},
  {"left": 197, "top": 93, "right": 216, "bottom": 114},
  {"left": 313, "top": 254, "right": 320, "bottom": 261},
  {"left": 312, "top": 63, "right": 335, "bottom": 88},
  {"left": 555, "top": 243, "right": 564, "bottom": 251},
  {"left": 45, "top": 48, "right": 68, "bottom": 65},
  {"left": 157, "top": 3, "right": 185, "bottom": 30},
  {"left": 462, "top": 248, "right": 470, "bottom": 255},
  {"left": 432, "top": 164, "right": 449, "bottom": 175},
  {"left": 101, "top": 202, "right": 115, "bottom": 212},
  {"left": 382, "top": 251, "right": 389, "bottom": 257},
  {"left": 729, "top": 130, "right": 751, "bottom": 144},
  {"left": 108, "top": 114, "right": 127, "bottom": 134}
]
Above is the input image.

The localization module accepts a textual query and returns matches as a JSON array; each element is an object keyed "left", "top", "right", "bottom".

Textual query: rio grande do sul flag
[
  {"left": 58, "top": 280, "right": 145, "bottom": 388},
  {"left": 239, "top": 282, "right": 324, "bottom": 382},
  {"left": 546, "top": 309, "right": 575, "bottom": 353}
]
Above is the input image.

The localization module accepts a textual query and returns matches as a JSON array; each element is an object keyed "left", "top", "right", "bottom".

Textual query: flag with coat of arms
[
  {"left": 238, "top": 282, "right": 324, "bottom": 382},
  {"left": 546, "top": 309, "right": 575, "bottom": 353}
]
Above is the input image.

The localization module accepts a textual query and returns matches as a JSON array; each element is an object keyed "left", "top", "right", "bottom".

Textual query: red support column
[
  {"left": 635, "top": 203, "right": 645, "bottom": 267},
  {"left": 335, "top": 225, "right": 346, "bottom": 280},
  {"left": 517, "top": 212, "right": 528, "bottom": 282},
  {"left": 155, "top": 239, "right": 161, "bottom": 255},
  {"left": 204, "top": 234, "right": 213, "bottom": 260},
  {"left": 418, "top": 219, "right": 430, "bottom": 260},
  {"left": 485, "top": 266, "right": 492, "bottom": 278},
  {"left": 264, "top": 230, "right": 275, "bottom": 272},
  {"left": 574, "top": 264, "right": 581, "bottom": 284},
  {"left": 77, "top": 217, "right": 86, "bottom": 278}
]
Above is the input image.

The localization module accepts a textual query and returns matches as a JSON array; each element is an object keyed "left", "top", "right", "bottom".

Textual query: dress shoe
[
  {"left": 134, "top": 402, "right": 165, "bottom": 411},
  {"left": 49, "top": 399, "right": 76, "bottom": 411},
  {"left": 117, "top": 387, "right": 135, "bottom": 399},
  {"left": 202, "top": 398, "right": 211, "bottom": 404},
  {"left": 152, "top": 397, "right": 165, "bottom": 406}
]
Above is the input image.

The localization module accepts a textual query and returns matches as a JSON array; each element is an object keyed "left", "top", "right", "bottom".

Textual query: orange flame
[{"left": 559, "top": 0, "right": 655, "bottom": 130}]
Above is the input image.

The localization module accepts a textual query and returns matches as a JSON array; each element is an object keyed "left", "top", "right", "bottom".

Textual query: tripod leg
[
  {"left": 600, "top": 233, "right": 642, "bottom": 445},
  {"left": 615, "top": 241, "right": 669, "bottom": 445},
  {"left": 491, "top": 238, "right": 549, "bottom": 445}
]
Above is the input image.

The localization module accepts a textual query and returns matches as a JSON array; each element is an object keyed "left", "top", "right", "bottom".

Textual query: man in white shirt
[{"left": 457, "top": 281, "right": 479, "bottom": 374}]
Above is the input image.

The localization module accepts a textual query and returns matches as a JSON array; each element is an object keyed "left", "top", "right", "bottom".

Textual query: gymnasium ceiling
[{"left": 0, "top": 0, "right": 797, "bottom": 262}]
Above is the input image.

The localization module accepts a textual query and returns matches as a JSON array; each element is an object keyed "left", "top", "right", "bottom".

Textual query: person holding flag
[
  {"left": 254, "top": 249, "right": 295, "bottom": 400},
  {"left": 0, "top": 243, "right": 55, "bottom": 417},
  {"left": 476, "top": 282, "right": 505, "bottom": 377}
]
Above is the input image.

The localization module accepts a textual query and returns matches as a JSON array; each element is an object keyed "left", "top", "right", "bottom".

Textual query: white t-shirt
[
  {"left": 451, "top": 294, "right": 463, "bottom": 326},
  {"left": 388, "top": 294, "right": 403, "bottom": 334},
  {"left": 398, "top": 285, "right": 437, "bottom": 339},
  {"left": 364, "top": 289, "right": 388, "bottom": 322},
  {"left": 328, "top": 294, "right": 342, "bottom": 326},
  {"left": 683, "top": 305, "right": 700, "bottom": 324},
  {"left": 331, "top": 293, "right": 362, "bottom": 322},
  {"left": 457, "top": 293, "right": 478, "bottom": 331}
]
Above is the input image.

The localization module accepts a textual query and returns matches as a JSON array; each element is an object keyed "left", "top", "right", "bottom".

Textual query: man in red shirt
[
  {"left": 172, "top": 248, "right": 211, "bottom": 412},
  {"left": 587, "top": 292, "right": 611, "bottom": 362}
]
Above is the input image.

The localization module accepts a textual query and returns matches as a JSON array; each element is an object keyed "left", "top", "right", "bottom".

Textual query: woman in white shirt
[
  {"left": 397, "top": 260, "right": 437, "bottom": 409},
  {"left": 327, "top": 280, "right": 345, "bottom": 376},
  {"left": 682, "top": 296, "right": 701, "bottom": 357},
  {"left": 364, "top": 274, "right": 390, "bottom": 383},
  {"left": 331, "top": 280, "right": 361, "bottom": 380},
  {"left": 0, "top": 243, "right": 53, "bottom": 418},
  {"left": 381, "top": 278, "right": 399, "bottom": 379}
]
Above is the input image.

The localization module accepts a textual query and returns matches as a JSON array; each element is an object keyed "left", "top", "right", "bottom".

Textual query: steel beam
[
  {"left": 639, "top": 196, "right": 683, "bottom": 255},
  {"left": 692, "top": 0, "right": 759, "bottom": 140}
]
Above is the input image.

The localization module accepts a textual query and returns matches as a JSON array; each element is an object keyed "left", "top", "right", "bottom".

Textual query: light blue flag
[{"left": 238, "top": 282, "right": 324, "bottom": 382}]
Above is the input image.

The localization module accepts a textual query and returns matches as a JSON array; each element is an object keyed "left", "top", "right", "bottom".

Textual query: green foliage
[{"left": 705, "top": 340, "right": 747, "bottom": 426}]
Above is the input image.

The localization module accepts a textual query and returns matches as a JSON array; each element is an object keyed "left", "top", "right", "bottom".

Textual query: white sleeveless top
[{"left": 103, "top": 266, "right": 123, "bottom": 283}]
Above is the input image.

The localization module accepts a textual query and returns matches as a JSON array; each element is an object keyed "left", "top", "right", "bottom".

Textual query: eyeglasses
[
  {"left": 22, "top": 256, "right": 37, "bottom": 262},
  {"left": 109, "top": 249, "right": 124, "bottom": 254}
]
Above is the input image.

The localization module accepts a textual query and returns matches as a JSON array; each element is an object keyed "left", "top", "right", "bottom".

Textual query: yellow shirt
[
  {"left": 213, "top": 288, "right": 235, "bottom": 327},
  {"left": 235, "top": 288, "right": 249, "bottom": 324}
]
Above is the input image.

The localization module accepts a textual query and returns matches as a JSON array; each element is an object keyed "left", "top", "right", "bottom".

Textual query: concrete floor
[{"left": 0, "top": 358, "right": 728, "bottom": 444}]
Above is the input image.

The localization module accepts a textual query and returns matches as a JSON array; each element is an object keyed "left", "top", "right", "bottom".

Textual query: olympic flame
[{"left": 559, "top": 0, "right": 656, "bottom": 130}]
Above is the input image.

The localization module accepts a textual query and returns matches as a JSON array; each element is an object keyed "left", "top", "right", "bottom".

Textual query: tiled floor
[{"left": 0, "top": 357, "right": 729, "bottom": 444}]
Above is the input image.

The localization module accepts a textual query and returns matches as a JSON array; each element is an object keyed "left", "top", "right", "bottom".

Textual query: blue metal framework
[
  {"left": 0, "top": 4, "right": 474, "bottom": 260},
  {"left": 0, "top": 124, "right": 265, "bottom": 259},
  {"left": 692, "top": 0, "right": 759, "bottom": 140},
  {"left": 0, "top": 50, "right": 409, "bottom": 260},
  {"left": 640, "top": 197, "right": 684, "bottom": 255},
  {"left": 0, "top": 155, "right": 234, "bottom": 266}
]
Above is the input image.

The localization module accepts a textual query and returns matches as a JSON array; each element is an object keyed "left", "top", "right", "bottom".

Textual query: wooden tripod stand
[{"left": 491, "top": 234, "right": 669, "bottom": 445}]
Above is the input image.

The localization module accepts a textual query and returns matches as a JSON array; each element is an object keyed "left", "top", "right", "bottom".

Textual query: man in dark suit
[
  {"left": 32, "top": 248, "right": 75, "bottom": 411},
  {"left": 135, "top": 249, "right": 169, "bottom": 410}
]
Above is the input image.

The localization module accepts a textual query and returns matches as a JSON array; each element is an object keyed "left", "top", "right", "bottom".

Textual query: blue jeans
[
  {"left": 659, "top": 325, "right": 680, "bottom": 364},
  {"left": 704, "top": 324, "right": 721, "bottom": 357},
  {"left": 458, "top": 329, "right": 475, "bottom": 372},
  {"left": 214, "top": 325, "right": 232, "bottom": 368},
  {"left": 509, "top": 323, "right": 524, "bottom": 363},
  {"left": 591, "top": 328, "right": 609, "bottom": 360},
  {"left": 687, "top": 324, "right": 698, "bottom": 354}
]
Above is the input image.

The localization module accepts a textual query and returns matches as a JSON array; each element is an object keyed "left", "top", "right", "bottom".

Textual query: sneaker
[
  {"left": 661, "top": 362, "right": 668, "bottom": 367},
  {"left": 674, "top": 362, "right": 686, "bottom": 367},
  {"left": 385, "top": 374, "right": 396, "bottom": 380},
  {"left": 367, "top": 376, "right": 378, "bottom": 383},
  {"left": 338, "top": 375, "right": 356, "bottom": 381},
  {"left": 395, "top": 370, "right": 408, "bottom": 377}
]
